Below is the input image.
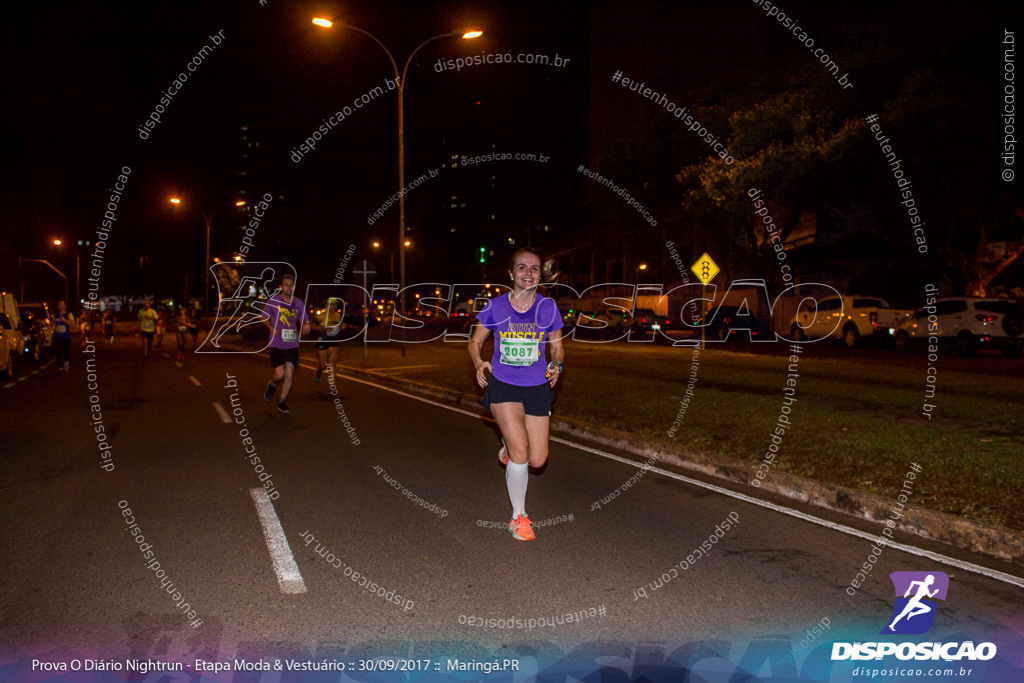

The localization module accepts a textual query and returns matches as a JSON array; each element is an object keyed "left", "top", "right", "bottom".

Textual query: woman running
[{"left": 468, "top": 248, "right": 564, "bottom": 541}]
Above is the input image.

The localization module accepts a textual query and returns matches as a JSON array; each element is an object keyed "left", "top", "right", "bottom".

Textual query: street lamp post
[
  {"left": 372, "top": 238, "right": 411, "bottom": 286},
  {"left": 315, "top": 18, "right": 481, "bottom": 355},
  {"left": 171, "top": 198, "right": 246, "bottom": 317},
  {"left": 20, "top": 257, "right": 68, "bottom": 305}
]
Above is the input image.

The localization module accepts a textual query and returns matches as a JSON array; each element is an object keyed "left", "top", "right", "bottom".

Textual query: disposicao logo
[
  {"left": 882, "top": 571, "right": 949, "bottom": 635},
  {"left": 831, "top": 570, "right": 997, "bottom": 663}
]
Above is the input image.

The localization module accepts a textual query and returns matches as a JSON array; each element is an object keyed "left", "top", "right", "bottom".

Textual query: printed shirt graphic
[
  {"left": 882, "top": 571, "right": 949, "bottom": 635},
  {"left": 138, "top": 308, "right": 158, "bottom": 333},
  {"left": 476, "top": 293, "right": 563, "bottom": 386},
  {"left": 264, "top": 294, "right": 308, "bottom": 349}
]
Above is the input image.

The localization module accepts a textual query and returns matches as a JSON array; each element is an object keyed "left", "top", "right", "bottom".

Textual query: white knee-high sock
[{"left": 506, "top": 461, "right": 529, "bottom": 517}]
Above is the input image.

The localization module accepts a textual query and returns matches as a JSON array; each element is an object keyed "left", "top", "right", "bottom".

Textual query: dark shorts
[
  {"left": 141, "top": 331, "right": 154, "bottom": 341},
  {"left": 315, "top": 340, "right": 341, "bottom": 350},
  {"left": 270, "top": 347, "right": 299, "bottom": 368},
  {"left": 482, "top": 376, "right": 554, "bottom": 417}
]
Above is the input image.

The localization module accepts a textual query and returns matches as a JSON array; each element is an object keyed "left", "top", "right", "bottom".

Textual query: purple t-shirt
[
  {"left": 264, "top": 294, "right": 308, "bottom": 350},
  {"left": 476, "top": 293, "right": 563, "bottom": 386}
]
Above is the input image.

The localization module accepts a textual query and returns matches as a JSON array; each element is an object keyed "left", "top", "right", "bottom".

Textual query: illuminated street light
[
  {"left": 315, "top": 16, "right": 481, "bottom": 354},
  {"left": 170, "top": 197, "right": 245, "bottom": 314}
]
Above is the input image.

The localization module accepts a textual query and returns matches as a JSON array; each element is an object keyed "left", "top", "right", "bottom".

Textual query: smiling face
[{"left": 509, "top": 251, "right": 542, "bottom": 294}]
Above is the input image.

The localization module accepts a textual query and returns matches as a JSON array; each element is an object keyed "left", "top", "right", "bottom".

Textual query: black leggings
[{"left": 54, "top": 337, "right": 71, "bottom": 367}]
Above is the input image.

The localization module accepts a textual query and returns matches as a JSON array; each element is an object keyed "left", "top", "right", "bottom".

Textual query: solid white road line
[
  {"left": 249, "top": 488, "right": 307, "bottom": 594},
  {"left": 365, "top": 364, "right": 441, "bottom": 373},
  {"left": 550, "top": 437, "right": 1024, "bottom": 589},
  {"left": 331, "top": 369, "right": 1024, "bottom": 590},
  {"left": 212, "top": 402, "right": 232, "bottom": 424}
]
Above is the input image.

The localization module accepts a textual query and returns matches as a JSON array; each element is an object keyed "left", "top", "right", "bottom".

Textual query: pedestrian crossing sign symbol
[{"left": 691, "top": 253, "right": 719, "bottom": 285}]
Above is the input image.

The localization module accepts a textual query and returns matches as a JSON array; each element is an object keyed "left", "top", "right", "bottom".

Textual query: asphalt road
[{"left": 2, "top": 333, "right": 1022, "bottom": 678}]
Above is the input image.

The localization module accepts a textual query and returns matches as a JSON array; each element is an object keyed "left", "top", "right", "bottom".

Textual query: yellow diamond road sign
[{"left": 691, "top": 253, "right": 720, "bottom": 285}]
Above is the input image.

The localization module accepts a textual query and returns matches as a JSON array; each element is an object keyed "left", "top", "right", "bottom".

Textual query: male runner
[{"left": 262, "top": 273, "right": 310, "bottom": 414}]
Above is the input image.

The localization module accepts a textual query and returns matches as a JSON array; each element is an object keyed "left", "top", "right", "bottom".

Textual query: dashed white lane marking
[
  {"left": 2, "top": 383, "right": 15, "bottom": 389},
  {"left": 189, "top": 375, "right": 201, "bottom": 386},
  {"left": 212, "top": 402, "right": 232, "bottom": 424},
  {"left": 17, "top": 376, "right": 27, "bottom": 381},
  {"left": 332, "top": 370, "right": 1024, "bottom": 590},
  {"left": 249, "top": 488, "right": 307, "bottom": 594}
]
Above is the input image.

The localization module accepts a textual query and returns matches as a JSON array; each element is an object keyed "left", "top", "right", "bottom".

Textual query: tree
[{"left": 676, "top": 90, "right": 864, "bottom": 282}]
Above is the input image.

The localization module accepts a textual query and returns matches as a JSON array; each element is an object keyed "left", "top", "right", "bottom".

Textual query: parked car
[
  {"left": 894, "top": 297, "right": 1024, "bottom": 358},
  {"left": 0, "top": 311, "right": 24, "bottom": 378},
  {"left": 704, "top": 305, "right": 772, "bottom": 340},
  {"left": 18, "top": 302, "right": 54, "bottom": 350},
  {"left": 628, "top": 308, "right": 670, "bottom": 335},
  {"left": 791, "top": 295, "right": 911, "bottom": 347},
  {"left": 19, "top": 310, "right": 49, "bottom": 362}
]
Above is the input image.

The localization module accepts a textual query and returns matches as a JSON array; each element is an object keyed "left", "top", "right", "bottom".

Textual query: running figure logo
[
  {"left": 196, "top": 261, "right": 295, "bottom": 353},
  {"left": 881, "top": 571, "right": 949, "bottom": 635}
]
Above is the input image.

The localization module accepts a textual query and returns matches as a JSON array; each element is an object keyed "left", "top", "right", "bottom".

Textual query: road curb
[{"left": 337, "top": 364, "right": 1024, "bottom": 568}]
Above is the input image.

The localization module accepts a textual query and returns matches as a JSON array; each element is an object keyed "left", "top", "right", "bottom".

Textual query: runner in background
[
  {"left": 102, "top": 310, "right": 114, "bottom": 343},
  {"left": 262, "top": 273, "right": 310, "bottom": 414},
  {"left": 312, "top": 298, "right": 344, "bottom": 385},
  {"left": 79, "top": 310, "right": 91, "bottom": 348},
  {"left": 138, "top": 300, "right": 158, "bottom": 358},
  {"left": 468, "top": 248, "right": 564, "bottom": 541},
  {"left": 175, "top": 308, "right": 191, "bottom": 361},
  {"left": 52, "top": 300, "right": 75, "bottom": 374},
  {"left": 189, "top": 307, "right": 201, "bottom": 349},
  {"left": 155, "top": 308, "right": 166, "bottom": 347}
]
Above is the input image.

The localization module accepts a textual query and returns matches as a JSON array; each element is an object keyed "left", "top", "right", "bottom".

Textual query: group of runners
[
  {"left": 260, "top": 247, "right": 564, "bottom": 541},
  {"left": 137, "top": 301, "right": 200, "bottom": 360}
]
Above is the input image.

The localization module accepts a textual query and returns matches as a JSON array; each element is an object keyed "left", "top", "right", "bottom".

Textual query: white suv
[
  {"left": 791, "top": 296, "right": 911, "bottom": 347},
  {"left": 894, "top": 297, "right": 1024, "bottom": 358}
]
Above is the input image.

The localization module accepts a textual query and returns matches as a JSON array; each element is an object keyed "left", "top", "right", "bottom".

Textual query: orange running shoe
[
  {"left": 498, "top": 439, "right": 509, "bottom": 466},
  {"left": 509, "top": 514, "right": 535, "bottom": 541}
]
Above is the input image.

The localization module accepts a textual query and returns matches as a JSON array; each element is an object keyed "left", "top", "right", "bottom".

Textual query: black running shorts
[
  {"left": 482, "top": 376, "right": 554, "bottom": 417},
  {"left": 270, "top": 347, "right": 299, "bottom": 368}
]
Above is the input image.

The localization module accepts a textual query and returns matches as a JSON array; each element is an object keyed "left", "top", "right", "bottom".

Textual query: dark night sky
[{"left": 2, "top": 1, "right": 1020, "bottom": 305}]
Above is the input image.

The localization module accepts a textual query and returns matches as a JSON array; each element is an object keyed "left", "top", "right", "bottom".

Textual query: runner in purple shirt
[
  {"left": 468, "top": 248, "right": 565, "bottom": 541},
  {"left": 262, "top": 273, "right": 310, "bottom": 414}
]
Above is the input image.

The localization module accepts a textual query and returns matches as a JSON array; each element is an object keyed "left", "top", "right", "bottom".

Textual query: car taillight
[{"left": 975, "top": 314, "right": 997, "bottom": 322}]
